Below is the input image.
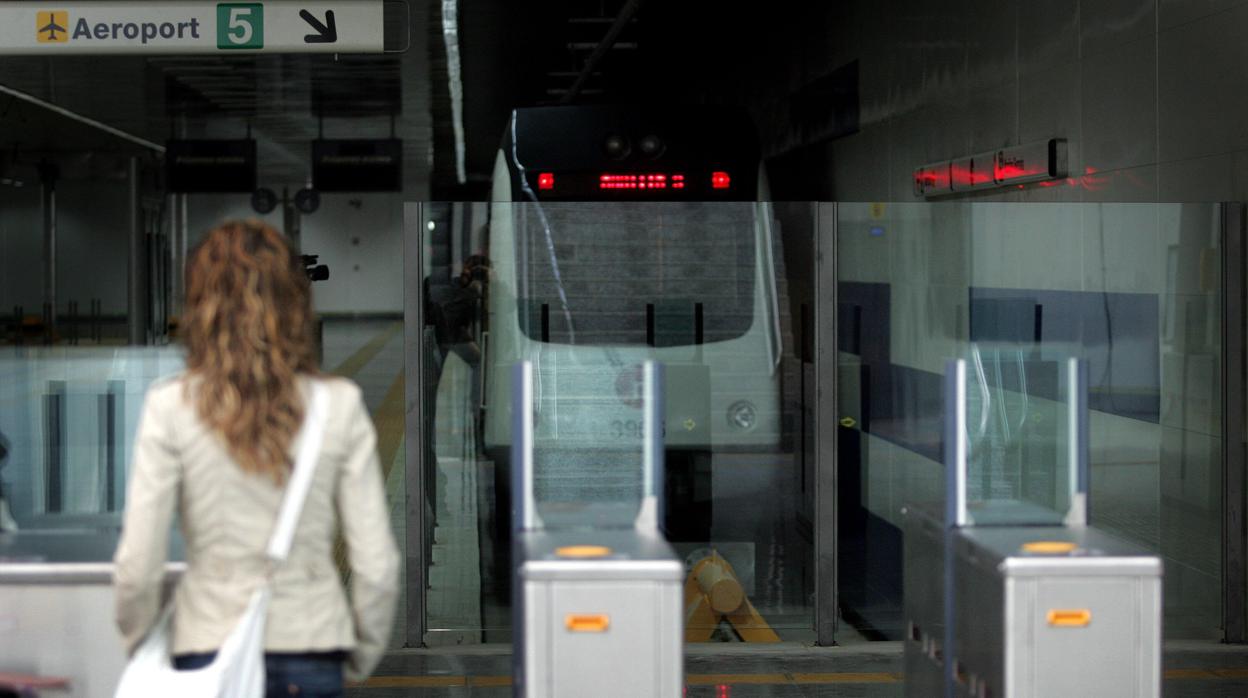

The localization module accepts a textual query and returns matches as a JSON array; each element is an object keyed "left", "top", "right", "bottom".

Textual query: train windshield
[{"left": 507, "top": 202, "right": 759, "bottom": 346}]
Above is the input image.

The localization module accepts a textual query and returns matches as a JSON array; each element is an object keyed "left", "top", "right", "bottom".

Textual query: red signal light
[
  {"left": 711, "top": 171, "right": 731, "bottom": 189},
  {"left": 538, "top": 172, "right": 554, "bottom": 190}
]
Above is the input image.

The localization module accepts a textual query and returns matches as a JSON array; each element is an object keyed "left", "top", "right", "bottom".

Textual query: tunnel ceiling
[{"left": 430, "top": 0, "right": 768, "bottom": 198}]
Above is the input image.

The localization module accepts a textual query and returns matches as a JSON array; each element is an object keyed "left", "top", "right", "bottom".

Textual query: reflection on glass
[
  {"left": 420, "top": 201, "right": 816, "bottom": 642},
  {"left": 515, "top": 360, "right": 664, "bottom": 533},
  {"left": 958, "top": 350, "right": 1078, "bottom": 526},
  {"left": 837, "top": 202, "right": 1225, "bottom": 641},
  {"left": 0, "top": 347, "right": 185, "bottom": 533}
]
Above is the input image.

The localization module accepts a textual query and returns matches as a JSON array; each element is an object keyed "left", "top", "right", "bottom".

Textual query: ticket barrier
[
  {"left": 510, "top": 362, "right": 683, "bottom": 698},
  {"left": 903, "top": 357, "right": 1162, "bottom": 698},
  {"left": 0, "top": 530, "right": 183, "bottom": 696}
]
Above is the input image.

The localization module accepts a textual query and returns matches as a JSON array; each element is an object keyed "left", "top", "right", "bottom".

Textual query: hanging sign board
[
  {"left": 166, "top": 139, "right": 257, "bottom": 193},
  {"left": 312, "top": 138, "right": 403, "bottom": 192},
  {"left": 0, "top": 1, "right": 384, "bottom": 54}
]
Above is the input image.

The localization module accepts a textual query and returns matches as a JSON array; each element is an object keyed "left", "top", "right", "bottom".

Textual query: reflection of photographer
[
  {"left": 0, "top": 429, "right": 15, "bottom": 531},
  {"left": 430, "top": 254, "right": 490, "bottom": 458},
  {"left": 438, "top": 255, "right": 490, "bottom": 367}
]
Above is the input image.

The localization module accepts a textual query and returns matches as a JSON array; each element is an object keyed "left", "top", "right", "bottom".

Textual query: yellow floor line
[
  {"left": 1165, "top": 668, "right": 1219, "bottom": 679},
  {"left": 336, "top": 369, "right": 405, "bottom": 574},
  {"left": 685, "top": 673, "right": 794, "bottom": 685},
  {"left": 357, "top": 675, "right": 466, "bottom": 688},
  {"left": 327, "top": 322, "right": 402, "bottom": 378},
  {"left": 792, "top": 672, "right": 902, "bottom": 683},
  {"left": 372, "top": 372, "right": 407, "bottom": 483}
]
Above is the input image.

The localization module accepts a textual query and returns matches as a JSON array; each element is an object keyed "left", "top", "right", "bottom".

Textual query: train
[{"left": 474, "top": 104, "right": 783, "bottom": 570}]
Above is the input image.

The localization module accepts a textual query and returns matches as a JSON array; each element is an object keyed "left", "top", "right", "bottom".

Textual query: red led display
[
  {"left": 598, "top": 173, "right": 686, "bottom": 190},
  {"left": 711, "top": 171, "right": 731, "bottom": 189},
  {"left": 537, "top": 172, "right": 555, "bottom": 190}
]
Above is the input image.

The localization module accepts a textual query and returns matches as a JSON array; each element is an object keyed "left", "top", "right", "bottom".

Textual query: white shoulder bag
[{"left": 115, "top": 381, "right": 331, "bottom": 698}]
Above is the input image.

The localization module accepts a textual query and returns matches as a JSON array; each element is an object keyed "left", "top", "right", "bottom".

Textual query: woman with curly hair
[{"left": 113, "top": 220, "right": 398, "bottom": 696}]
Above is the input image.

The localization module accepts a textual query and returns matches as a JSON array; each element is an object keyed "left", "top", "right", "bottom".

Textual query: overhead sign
[
  {"left": 167, "top": 139, "right": 257, "bottom": 193},
  {"left": 312, "top": 139, "right": 403, "bottom": 192},
  {"left": 0, "top": 1, "right": 384, "bottom": 54}
]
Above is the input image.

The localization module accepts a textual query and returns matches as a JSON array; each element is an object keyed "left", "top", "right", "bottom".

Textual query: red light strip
[{"left": 598, "top": 173, "right": 685, "bottom": 190}]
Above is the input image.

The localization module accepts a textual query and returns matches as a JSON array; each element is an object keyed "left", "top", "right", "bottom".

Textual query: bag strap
[{"left": 265, "top": 380, "right": 330, "bottom": 563}]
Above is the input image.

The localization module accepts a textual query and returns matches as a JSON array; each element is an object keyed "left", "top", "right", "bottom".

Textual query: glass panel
[
  {"left": 837, "top": 201, "right": 1225, "bottom": 642},
  {"left": 959, "top": 352, "right": 1076, "bottom": 526},
  {"left": 0, "top": 212, "right": 408, "bottom": 646},
  {"left": 529, "top": 357, "right": 650, "bottom": 530},
  {"left": 417, "top": 201, "right": 817, "bottom": 642},
  {"left": 0, "top": 347, "right": 185, "bottom": 535}
]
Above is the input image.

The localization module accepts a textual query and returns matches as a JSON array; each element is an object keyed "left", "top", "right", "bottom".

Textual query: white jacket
[{"left": 113, "top": 374, "right": 400, "bottom": 682}]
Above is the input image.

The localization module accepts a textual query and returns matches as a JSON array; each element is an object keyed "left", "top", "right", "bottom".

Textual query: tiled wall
[{"left": 747, "top": 0, "right": 1248, "bottom": 203}]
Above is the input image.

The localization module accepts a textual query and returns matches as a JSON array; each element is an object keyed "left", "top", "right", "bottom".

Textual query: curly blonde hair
[{"left": 183, "top": 220, "right": 318, "bottom": 482}]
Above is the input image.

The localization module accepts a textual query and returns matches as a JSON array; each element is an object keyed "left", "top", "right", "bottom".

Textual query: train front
[{"left": 479, "top": 105, "right": 783, "bottom": 545}]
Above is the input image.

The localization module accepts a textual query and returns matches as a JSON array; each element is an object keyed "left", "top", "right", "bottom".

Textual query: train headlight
[
  {"left": 727, "top": 400, "right": 757, "bottom": 431},
  {"left": 639, "top": 134, "right": 665, "bottom": 158},
  {"left": 604, "top": 134, "right": 631, "bottom": 160}
]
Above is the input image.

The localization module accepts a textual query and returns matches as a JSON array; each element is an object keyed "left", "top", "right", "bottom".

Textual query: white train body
[{"left": 479, "top": 106, "right": 781, "bottom": 462}]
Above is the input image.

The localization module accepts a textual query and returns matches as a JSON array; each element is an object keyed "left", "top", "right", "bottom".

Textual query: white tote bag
[{"left": 115, "top": 382, "right": 330, "bottom": 698}]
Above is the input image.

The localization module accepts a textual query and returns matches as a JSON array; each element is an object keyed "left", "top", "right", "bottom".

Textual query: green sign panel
[{"left": 216, "top": 3, "right": 263, "bottom": 49}]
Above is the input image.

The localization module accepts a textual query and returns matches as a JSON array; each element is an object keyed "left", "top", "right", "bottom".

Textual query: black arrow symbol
[{"left": 300, "top": 9, "right": 337, "bottom": 44}]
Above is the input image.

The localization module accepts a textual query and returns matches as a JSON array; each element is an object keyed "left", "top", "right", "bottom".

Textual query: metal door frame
[
  {"left": 1223, "top": 202, "right": 1247, "bottom": 643},
  {"left": 815, "top": 202, "right": 838, "bottom": 645},
  {"left": 403, "top": 202, "right": 427, "bottom": 647}
]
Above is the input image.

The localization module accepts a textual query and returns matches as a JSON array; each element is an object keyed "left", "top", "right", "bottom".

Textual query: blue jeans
[{"left": 173, "top": 651, "right": 346, "bottom": 697}]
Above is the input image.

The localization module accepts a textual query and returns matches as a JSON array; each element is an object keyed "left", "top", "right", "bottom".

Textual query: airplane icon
[
  {"left": 40, "top": 20, "right": 66, "bottom": 40},
  {"left": 36, "top": 11, "right": 69, "bottom": 43}
]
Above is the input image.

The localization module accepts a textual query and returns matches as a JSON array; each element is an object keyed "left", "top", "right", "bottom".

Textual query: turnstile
[
  {"left": 510, "top": 361, "right": 683, "bottom": 698},
  {"left": 904, "top": 357, "right": 1163, "bottom": 698},
  {"left": 904, "top": 507, "right": 1162, "bottom": 698},
  {"left": 515, "top": 529, "right": 683, "bottom": 697}
]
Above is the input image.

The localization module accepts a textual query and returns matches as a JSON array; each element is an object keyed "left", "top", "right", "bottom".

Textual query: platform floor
[{"left": 345, "top": 642, "right": 1248, "bottom": 696}]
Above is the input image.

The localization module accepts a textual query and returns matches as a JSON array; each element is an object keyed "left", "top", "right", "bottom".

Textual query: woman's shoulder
[
  {"left": 307, "top": 374, "right": 366, "bottom": 409},
  {"left": 144, "top": 372, "right": 190, "bottom": 406}
]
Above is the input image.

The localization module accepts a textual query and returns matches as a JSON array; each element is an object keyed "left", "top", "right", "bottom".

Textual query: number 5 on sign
[{"left": 217, "top": 3, "right": 264, "bottom": 49}]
